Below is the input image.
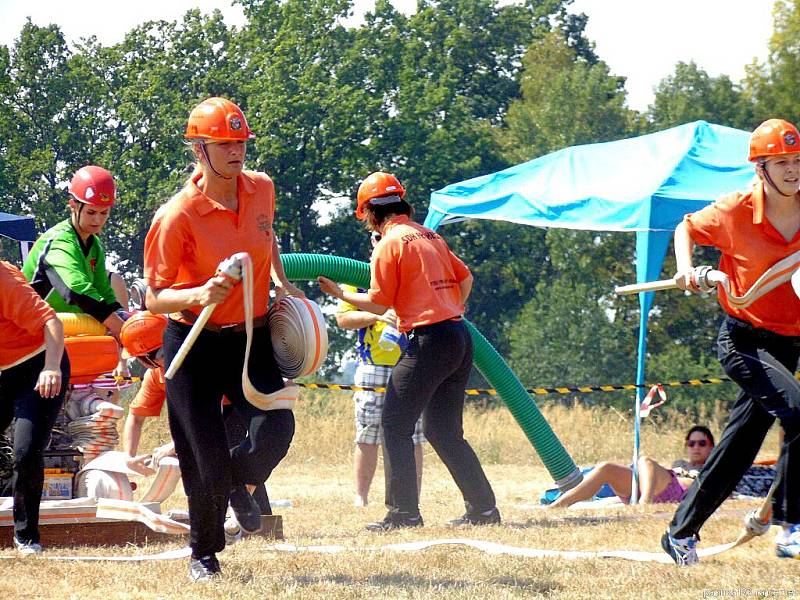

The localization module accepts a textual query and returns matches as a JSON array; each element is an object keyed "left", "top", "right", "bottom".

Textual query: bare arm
[
  {"left": 271, "top": 231, "right": 305, "bottom": 300},
  {"left": 145, "top": 276, "right": 234, "bottom": 315},
  {"left": 109, "top": 272, "right": 130, "bottom": 309},
  {"left": 123, "top": 413, "right": 147, "bottom": 457},
  {"left": 336, "top": 310, "right": 379, "bottom": 330},
  {"left": 459, "top": 273, "right": 473, "bottom": 304},
  {"left": 35, "top": 316, "right": 64, "bottom": 398},
  {"left": 318, "top": 277, "right": 389, "bottom": 315},
  {"left": 673, "top": 221, "right": 698, "bottom": 291}
]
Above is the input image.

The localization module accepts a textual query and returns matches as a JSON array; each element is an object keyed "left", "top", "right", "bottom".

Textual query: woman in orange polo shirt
[
  {"left": 143, "top": 97, "right": 303, "bottom": 581},
  {"left": 661, "top": 119, "right": 800, "bottom": 565},
  {"left": 318, "top": 172, "right": 499, "bottom": 531},
  {"left": 0, "top": 261, "right": 70, "bottom": 555}
]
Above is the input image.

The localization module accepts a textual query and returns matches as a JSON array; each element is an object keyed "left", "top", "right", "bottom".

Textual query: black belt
[
  {"left": 725, "top": 315, "right": 799, "bottom": 342},
  {"left": 179, "top": 310, "right": 268, "bottom": 333},
  {"left": 411, "top": 317, "right": 464, "bottom": 334}
]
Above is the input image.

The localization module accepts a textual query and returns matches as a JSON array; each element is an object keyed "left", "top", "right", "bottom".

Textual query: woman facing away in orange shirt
[
  {"left": 318, "top": 172, "right": 500, "bottom": 532},
  {"left": 0, "top": 261, "right": 70, "bottom": 555},
  {"left": 662, "top": 119, "right": 800, "bottom": 565}
]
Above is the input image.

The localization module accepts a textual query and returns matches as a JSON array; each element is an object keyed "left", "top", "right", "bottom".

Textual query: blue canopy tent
[
  {"left": 423, "top": 120, "right": 755, "bottom": 501},
  {"left": 0, "top": 211, "right": 37, "bottom": 261}
]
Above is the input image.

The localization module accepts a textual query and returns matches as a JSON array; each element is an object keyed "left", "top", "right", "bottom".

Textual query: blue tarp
[
  {"left": 425, "top": 120, "right": 753, "bottom": 233},
  {"left": 423, "top": 121, "right": 755, "bottom": 486},
  {"left": 0, "top": 212, "right": 36, "bottom": 242},
  {"left": 425, "top": 120, "right": 755, "bottom": 497}
]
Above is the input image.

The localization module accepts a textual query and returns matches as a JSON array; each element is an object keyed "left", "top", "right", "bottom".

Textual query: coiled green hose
[{"left": 282, "top": 253, "right": 581, "bottom": 489}]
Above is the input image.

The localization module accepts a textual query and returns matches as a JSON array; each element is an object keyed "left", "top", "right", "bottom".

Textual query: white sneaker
[
  {"left": 14, "top": 536, "right": 43, "bottom": 556},
  {"left": 776, "top": 524, "right": 800, "bottom": 559},
  {"left": 224, "top": 514, "right": 243, "bottom": 545}
]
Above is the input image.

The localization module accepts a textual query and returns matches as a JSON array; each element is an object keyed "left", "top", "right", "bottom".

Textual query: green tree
[
  {"left": 496, "top": 31, "right": 636, "bottom": 165},
  {"left": 508, "top": 275, "right": 636, "bottom": 406},
  {"left": 89, "top": 9, "right": 241, "bottom": 275},
  {"left": 744, "top": 0, "right": 800, "bottom": 125},
  {"left": 236, "top": 0, "right": 378, "bottom": 255},
  {"left": 350, "top": 1, "right": 581, "bottom": 352},
  {"left": 648, "top": 61, "right": 755, "bottom": 130},
  {"left": 0, "top": 21, "right": 103, "bottom": 230}
]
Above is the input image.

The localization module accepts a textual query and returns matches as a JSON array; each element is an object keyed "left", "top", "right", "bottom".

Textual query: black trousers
[
  {"left": 0, "top": 350, "right": 68, "bottom": 543},
  {"left": 163, "top": 320, "right": 294, "bottom": 557},
  {"left": 222, "top": 405, "right": 274, "bottom": 515},
  {"left": 382, "top": 319, "right": 496, "bottom": 517},
  {"left": 670, "top": 316, "right": 800, "bottom": 538}
]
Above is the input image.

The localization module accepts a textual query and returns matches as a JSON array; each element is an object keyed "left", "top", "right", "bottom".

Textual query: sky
[{"left": 0, "top": 0, "right": 777, "bottom": 112}]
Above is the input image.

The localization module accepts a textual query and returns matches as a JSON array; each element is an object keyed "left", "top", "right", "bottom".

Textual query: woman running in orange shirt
[
  {"left": 143, "top": 97, "right": 303, "bottom": 581},
  {"left": 662, "top": 119, "right": 800, "bottom": 565}
]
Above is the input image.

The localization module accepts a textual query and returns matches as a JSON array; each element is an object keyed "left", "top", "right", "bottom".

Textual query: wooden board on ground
[
  {"left": 0, "top": 514, "right": 283, "bottom": 548},
  {"left": 254, "top": 514, "right": 284, "bottom": 540}
]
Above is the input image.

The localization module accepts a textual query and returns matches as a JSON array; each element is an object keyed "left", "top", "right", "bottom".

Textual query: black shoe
[
  {"left": 229, "top": 485, "right": 262, "bottom": 534},
  {"left": 365, "top": 513, "right": 424, "bottom": 532},
  {"left": 447, "top": 507, "right": 501, "bottom": 527},
  {"left": 189, "top": 554, "right": 221, "bottom": 582}
]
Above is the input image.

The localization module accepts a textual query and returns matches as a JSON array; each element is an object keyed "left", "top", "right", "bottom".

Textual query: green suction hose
[{"left": 282, "top": 253, "right": 581, "bottom": 489}]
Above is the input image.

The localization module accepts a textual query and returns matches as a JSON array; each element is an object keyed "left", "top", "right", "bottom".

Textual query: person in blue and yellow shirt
[{"left": 336, "top": 231, "right": 424, "bottom": 508}]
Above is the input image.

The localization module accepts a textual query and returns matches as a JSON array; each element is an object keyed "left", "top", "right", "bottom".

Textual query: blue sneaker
[
  {"left": 661, "top": 531, "right": 698, "bottom": 566},
  {"left": 776, "top": 524, "right": 800, "bottom": 559}
]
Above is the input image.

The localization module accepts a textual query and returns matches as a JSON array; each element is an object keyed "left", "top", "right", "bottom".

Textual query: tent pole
[{"left": 631, "top": 305, "right": 650, "bottom": 504}]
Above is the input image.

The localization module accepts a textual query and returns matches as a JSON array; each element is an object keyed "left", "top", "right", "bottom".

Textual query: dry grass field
[{"left": 1, "top": 389, "right": 798, "bottom": 599}]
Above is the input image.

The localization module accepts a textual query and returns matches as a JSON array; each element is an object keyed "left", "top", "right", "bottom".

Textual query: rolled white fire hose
[
  {"left": 268, "top": 296, "right": 328, "bottom": 379},
  {"left": 162, "top": 251, "right": 327, "bottom": 409}
]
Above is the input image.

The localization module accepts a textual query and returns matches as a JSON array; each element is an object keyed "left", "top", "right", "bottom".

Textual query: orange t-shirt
[
  {"left": 0, "top": 261, "right": 57, "bottom": 369},
  {"left": 129, "top": 367, "right": 231, "bottom": 417},
  {"left": 144, "top": 170, "right": 275, "bottom": 326},
  {"left": 129, "top": 367, "right": 167, "bottom": 417},
  {"left": 367, "top": 215, "right": 470, "bottom": 332},
  {"left": 685, "top": 183, "right": 800, "bottom": 335}
]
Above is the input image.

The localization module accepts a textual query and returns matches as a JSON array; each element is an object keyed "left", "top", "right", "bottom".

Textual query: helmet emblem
[
  {"left": 784, "top": 132, "right": 797, "bottom": 147},
  {"left": 230, "top": 117, "right": 242, "bottom": 131}
]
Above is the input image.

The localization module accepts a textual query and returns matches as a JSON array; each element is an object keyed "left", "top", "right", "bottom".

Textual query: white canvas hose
[
  {"left": 240, "top": 253, "right": 326, "bottom": 408},
  {"left": 267, "top": 297, "right": 328, "bottom": 379},
  {"left": 163, "top": 252, "right": 327, "bottom": 408},
  {"left": 0, "top": 537, "right": 746, "bottom": 563},
  {"left": 76, "top": 451, "right": 182, "bottom": 504},
  {"left": 164, "top": 253, "right": 246, "bottom": 379},
  {"left": 616, "top": 248, "right": 800, "bottom": 309}
]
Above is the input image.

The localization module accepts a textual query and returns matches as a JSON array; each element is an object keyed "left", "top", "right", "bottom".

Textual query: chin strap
[
  {"left": 198, "top": 141, "right": 233, "bottom": 180},
  {"left": 760, "top": 159, "right": 796, "bottom": 198}
]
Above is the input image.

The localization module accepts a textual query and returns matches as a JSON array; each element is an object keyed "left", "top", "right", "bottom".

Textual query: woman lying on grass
[{"left": 548, "top": 426, "right": 714, "bottom": 508}]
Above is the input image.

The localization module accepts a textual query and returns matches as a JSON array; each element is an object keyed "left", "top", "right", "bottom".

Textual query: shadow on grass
[
  {"left": 509, "top": 514, "right": 649, "bottom": 530},
  {"left": 291, "top": 572, "right": 562, "bottom": 595}
]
